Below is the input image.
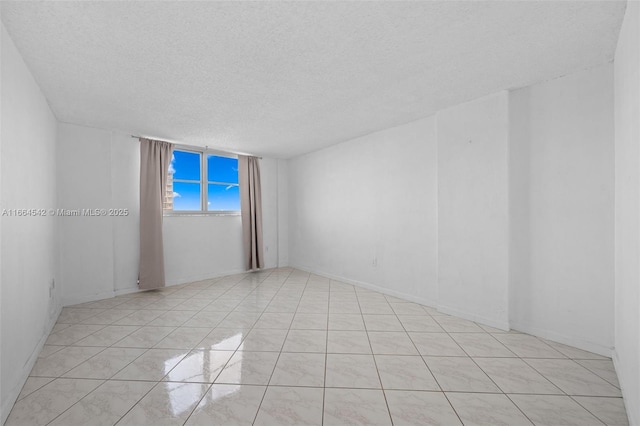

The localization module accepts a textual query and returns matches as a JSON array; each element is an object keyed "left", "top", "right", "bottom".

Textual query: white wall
[
  {"left": 57, "top": 124, "right": 140, "bottom": 304},
  {"left": 277, "top": 159, "right": 289, "bottom": 267},
  {"left": 509, "top": 64, "right": 615, "bottom": 355},
  {"left": 58, "top": 123, "right": 283, "bottom": 300},
  {"left": 287, "top": 78, "right": 615, "bottom": 346},
  {"left": 260, "top": 158, "right": 279, "bottom": 269},
  {"left": 163, "top": 157, "right": 281, "bottom": 284},
  {"left": 163, "top": 215, "right": 245, "bottom": 283},
  {"left": 111, "top": 133, "right": 141, "bottom": 293},
  {"left": 437, "top": 92, "right": 510, "bottom": 329},
  {"left": 57, "top": 125, "right": 129, "bottom": 305},
  {"left": 288, "top": 116, "right": 439, "bottom": 305},
  {"left": 0, "top": 22, "right": 3, "bottom": 425},
  {"left": 1, "top": 23, "right": 60, "bottom": 424},
  {"left": 613, "top": 2, "right": 640, "bottom": 424}
]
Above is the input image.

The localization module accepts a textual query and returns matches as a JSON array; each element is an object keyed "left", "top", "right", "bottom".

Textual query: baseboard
[
  {"left": 1, "top": 304, "right": 62, "bottom": 425},
  {"left": 290, "top": 265, "right": 616, "bottom": 357},
  {"left": 612, "top": 349, "right": 639, "bottom": 426},
  {"left": 509, "top": 320, "right": 613, "bottom": 358},
  {"left": 165, "top": 267, "right": 247, "bottom": 287},
  {"left": 114, "top": 286, "right": 140, "bottom": 297},
  {"left": 62, "top": 267, "right": 250, "bottom": 307},
  {"left": 62, "top": 289, "right": 118, "bottom": 307},
  {"left": 290, "top": 264, "right": 439, "bottom": 310},
  {"left": 292, "top": 265, "right": 508, "bottom": 330},
  {"left": 437, "top": 304, "right": 510, "bottom": 331}
]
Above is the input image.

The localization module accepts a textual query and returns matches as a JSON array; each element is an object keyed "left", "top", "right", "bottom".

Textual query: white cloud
[
  {"left": 173, "top": 191, "right": 181, "bottom": 198},
  {"left": 168, "top": 153, "right": 176, "bottom": 174}
]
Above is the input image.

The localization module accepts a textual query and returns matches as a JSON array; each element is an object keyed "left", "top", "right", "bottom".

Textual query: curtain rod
[{"left": 130, "top": 135, "right": 262, "bottom": 159}]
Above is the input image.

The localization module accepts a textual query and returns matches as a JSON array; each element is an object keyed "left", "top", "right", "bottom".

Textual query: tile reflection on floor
[{"left": 6, "top": 268, "right": 629, "bottom": 425}]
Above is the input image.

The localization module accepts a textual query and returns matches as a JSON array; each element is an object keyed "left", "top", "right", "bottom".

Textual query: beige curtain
[
  {"left": 238, "top": 155, "right": 264, "bottom": 270},
  {"left": 139, "top": 138, "right": 173, "bottom": 290}
]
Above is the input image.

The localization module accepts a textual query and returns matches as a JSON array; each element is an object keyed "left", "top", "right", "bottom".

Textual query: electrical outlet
[{"left": 372, "top": 257, "right": 378, "bottom": 267}]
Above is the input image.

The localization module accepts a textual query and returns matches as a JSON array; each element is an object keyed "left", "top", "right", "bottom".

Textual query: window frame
[{"left": 164, "top": 144, "right": 241, "bottom": 216}]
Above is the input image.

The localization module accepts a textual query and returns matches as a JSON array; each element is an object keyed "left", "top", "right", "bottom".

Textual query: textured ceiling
[{"left": 1, "top": 1, "right": 626, "bottom": 158}]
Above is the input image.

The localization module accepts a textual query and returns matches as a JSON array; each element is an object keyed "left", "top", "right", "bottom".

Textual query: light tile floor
[{"left": 6, "top": 268, "right": 629, "bottom": 425}]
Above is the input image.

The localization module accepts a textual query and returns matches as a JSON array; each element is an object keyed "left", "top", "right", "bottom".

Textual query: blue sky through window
[
  {"left": 208, "top": 155, "right": 239, "bottom": 184},
  {"left": 208, "top": 184, "right": 240, "bottom": 211},
  {"left": 171, "top": 150, "right": 201, "bottom": 211},
  {"left": 169, "top": 149, "right": 240, "bottom": 212},
  {"left": 173, "top": 182, "right": 201, "bottom": 211},
  {"left": 172, "top": 150, "right": 200, "bottom": 180}
]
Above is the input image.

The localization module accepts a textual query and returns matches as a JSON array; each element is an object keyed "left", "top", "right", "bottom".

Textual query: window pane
[
  {"left": 207, "top": 155, "right": 239, "bottom": 184},
  {"left": 171, "top": 150, "right": 201, "bottom": 181},
  {"left": 172, "top": 182, "right": 201, "bottom": 211},
  {"left": 207, "top": 183, "right": 240, "bottom": 211}
]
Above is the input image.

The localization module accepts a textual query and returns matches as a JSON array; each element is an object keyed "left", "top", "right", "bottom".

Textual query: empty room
[{"left": 1, "top": 1, "right": 639, "bottom": 425}]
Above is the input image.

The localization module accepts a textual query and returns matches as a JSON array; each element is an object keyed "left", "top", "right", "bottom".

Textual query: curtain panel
[
  {"left": 238, "top": 155, "right": 264, "bottom": 270},
  {"left": 139, "top": 138, "right": 173, "bottom": 290}
]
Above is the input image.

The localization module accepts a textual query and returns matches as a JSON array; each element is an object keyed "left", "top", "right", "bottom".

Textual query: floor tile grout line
[
  {"left": 397, "top": 304, "right": 541, "bottom": 425},
  {"left": 355, "top": 286, "right": 395, "bottom": 425},
  {"left": 574, "top": 361, "right": 622, "bottom": 389},
  {"left": 180, "top": 269, "right": 287, "bottom": 425},
  {"left": 520, "top": 358, "right": 592, "bottom": 396},
  {"left": 202, "top": 269, "right": 288, "bottom": 370},
  {"left": 46, "top": 323, "right": 110, "bottom": 346},
  {"left": 39, "top": 378, "right": 104, "bottom": 426},
  {"left": 71, "top": 322, "right": 145, "bottom": 347},
  {"left": 180, "top": 372, "right": 224, "bottom": 424},
  {"left": 14, "top": 377, "right": 56, "bottom": 402},
  {"left": 461, "top": 328, "right": 519, "bottom": 357},
  {"left": 251, "top": 268, "right": 306, "bottom": 425},
  {"left": 320, "top": 281, "right": 337, "bottom": 426},
  {"left": 447, "top": 323, "right": 560, "bottom": 421},
  {"left": 111, "top": 269, "right": 280, "bottom": 425},
  {"left": 394, "top": 307, "right": 450, "bottom": 368},
  {"left": 112, "top": 379, "right": 182, "bottom": 426},
  {"left": 501, "top": 393, "right": 538, "bottom": 426},
  {"left": 14, "top": 267, "right": 626, "bottom": 426},
  {"left": 387, "top": 298, "right": 467, "bottom": 426},
  {"left": 441, "top": 328, "right": 570, "bottom": 399},
  {"left": 492, "top": 333, "right": 567, "bottom": 360},
  {"left": 434, "top": 320, "right": 548, "bottom": 425},
  {"left": 569, "top": 395, "right": 624, "bottom": 425},
  {"left": 31, "top": 376, "right": 618, "bottom": 394},
  {"left": 530, "top": 334, "right": 579, "bottom": 358},
  {"left": 33, "top": 345, "right": 112, "bottom": 379},
  {"left": 63, "top": 345, "right": 155, "bottom": 382},
  {"left": 462, "top": 333, "right": 542, "bottom": 426},
  {"left": 158, "top": 273, "right": 276, "bottom": 354},
  {"left": 520, "top": 356, "right": 621, "bottom": 399},
  {"left": 566, "top": 395, "right": 609, "bottom": 426},
  {"left": 491, "top": 354, "right": 566, "bottom": 397},
  {"left": 431, "top": 315, "right": 520, "bottom": 391}
]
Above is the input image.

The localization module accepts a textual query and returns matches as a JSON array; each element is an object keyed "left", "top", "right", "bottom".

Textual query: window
[{"left": 164, "top": 148, "right": 240, "bottom": 214}]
